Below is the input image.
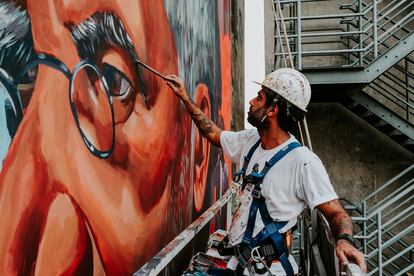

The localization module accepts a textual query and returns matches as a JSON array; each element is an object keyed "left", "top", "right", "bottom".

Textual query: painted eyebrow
[
  {"left": 65, "top": 11, "right": 146, "bottom": 95},
  {"left": 66, "top": 11, "right": 136, "bottom": 61}
]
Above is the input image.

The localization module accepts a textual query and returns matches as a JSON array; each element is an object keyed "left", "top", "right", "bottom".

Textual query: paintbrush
[
  {"left": 136, "top": 60, "right": 181, "bottom": 87},
  {"left": 136, "top": 60, "right": 167, "bottom": 80}
]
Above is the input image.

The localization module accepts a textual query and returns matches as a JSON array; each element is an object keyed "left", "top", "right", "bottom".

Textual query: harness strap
[
  {"left": 250, "top": 220, "right": 294, "bottom": 276},
  {"left": 242, "top": 195, "right": 260, "bottom": 244},
  {"left": 236, "top": 141, "right": 301, "bottom": 276},
  {"left": 236, "top": 140, "right": 261, "bottom": 177},
  {"left": 242, "top": 142, "right": 302, "bottom": 243},
  {"left": 257, "top": 141, "right": 302, "bottom": 183}
]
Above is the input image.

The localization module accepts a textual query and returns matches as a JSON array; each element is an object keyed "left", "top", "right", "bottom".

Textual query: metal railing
[
  {"left": 133, "top": 188, "right": 233, "bottom": 275},
  {"left": 273, "top": 0, "right": 414, "bottom": 126},
  {"left": 297, "top": 208, "right": 366, "bottom": 276},
  {"left": 274, "top": 0, "right": 414, "bottom": 70},
  {"left": 341, "top": 1, "right": 414, "bottom": 124},
  {"left": 346, "top": 164, "right": 414, "bottom": 275}
]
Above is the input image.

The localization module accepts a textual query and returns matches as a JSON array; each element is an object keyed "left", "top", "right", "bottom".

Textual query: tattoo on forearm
[
  {"left": 193, "top": 112, "right": 214, "bottom": 136},
  {"left": 184, "top": 98, "right": 216, "bottom": 138},
  {"left": 331, "top": 212, "right": 353, "bottom": 239}
]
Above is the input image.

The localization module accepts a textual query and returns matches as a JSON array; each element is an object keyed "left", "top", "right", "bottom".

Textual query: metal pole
[
  {"left": 378, "top": 210, "right": 382, "bottom": 276},
  {"left": 275, "top": 0, "right": 295, "bottom": 68},
  {"left": 273, "top": 1, "right": 288, "bottom": 68},
  {"left": 406, "top": 58, "right": 410, "bottom": 121},
  {"left": 358, "top": 0, "right": 363, "bottom": 67},
  {"left": 363, "top": 201, "right": 367, "bottom": 254},
  {"left": 302, "top": 117, "right": 313, "bottom": 151},
  {"left": 372, "top": 0, "right": 378, "bottom": 58},
  {"left": 297, "top": 0, "right": 302, "bottom": 70}
]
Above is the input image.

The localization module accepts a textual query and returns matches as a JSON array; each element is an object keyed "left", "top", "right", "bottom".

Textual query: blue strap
[
  {"left": 242, "top": 196, "right": 259, "bottom": 244},
  {"left": 249, "top": 221, "right": 294, "bottom": 276},
  {"left": 238, "top": 141, "right": 301, "bottom": 276},
  {"left": 235, "top": 140, "right": 261, "bottom": 176},
  {"left": 269, "top": 230, "right": 294, "bottom": 276},
  {"left": 258, "top": 141, "right": 302, "bottom": 179},
  {"left": 242, "top": 141, "right": 302, "bottom": 242}
]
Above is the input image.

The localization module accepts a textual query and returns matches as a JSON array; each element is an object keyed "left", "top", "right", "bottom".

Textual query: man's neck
[{"left": 258, "top": 126, "right": 290, "bottom": 150}]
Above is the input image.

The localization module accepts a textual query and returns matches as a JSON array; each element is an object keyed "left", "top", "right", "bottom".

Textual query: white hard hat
[{"left": 253, "top": 68, "right": 311, "bottom": 112}]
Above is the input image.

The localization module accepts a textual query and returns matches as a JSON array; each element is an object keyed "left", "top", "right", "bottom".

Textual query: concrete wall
[
  {"left": 231, "top": 0, "right": 245, "bottom": 131},
  {"left": 307, "top": 103, "right": 414, "bottom": 203}
]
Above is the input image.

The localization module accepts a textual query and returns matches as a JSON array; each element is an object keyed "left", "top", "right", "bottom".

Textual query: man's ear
[
  {"left": 266, "top": 104, "right": 279, "bottom": 118},
  {"left": 193, "top": 83, "right": 211, "bottom": 212}
]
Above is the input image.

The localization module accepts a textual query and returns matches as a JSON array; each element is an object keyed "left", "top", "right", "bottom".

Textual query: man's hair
[
  {"left": 263, "top": 88, "right": 305, "bottom": 132},
  {"left": 0, "top": 1, "right": 34, "bottom": 78}
]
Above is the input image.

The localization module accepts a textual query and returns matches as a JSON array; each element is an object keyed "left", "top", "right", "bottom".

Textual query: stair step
[
  {"left": 387, "top": 129, "right": 404, "bottom": 138},
  {"left": 345, "top": 100, "right": 359, "bottom": 110},
  {"left": 372, "top": 119, "right": 388, "bottom": 128},
  {"left": 360, "top": 110, "right": 374, "bottom": 118}
]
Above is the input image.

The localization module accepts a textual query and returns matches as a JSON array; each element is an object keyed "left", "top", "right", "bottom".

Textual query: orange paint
[{"left": 0, "top": 1, "right": 232, "bottom": 274}]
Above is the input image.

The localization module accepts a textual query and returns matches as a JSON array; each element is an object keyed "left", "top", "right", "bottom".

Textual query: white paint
[{"left": 244, "top": 0, "right": 266, "bottom": 129}]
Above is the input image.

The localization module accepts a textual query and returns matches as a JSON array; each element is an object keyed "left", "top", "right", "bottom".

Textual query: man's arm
[
  {"left": 166, "top": 75, "right": 222, "bottom": 147},
  {"left": 317, "top": 199, "right": 367, "bottom": 272}
]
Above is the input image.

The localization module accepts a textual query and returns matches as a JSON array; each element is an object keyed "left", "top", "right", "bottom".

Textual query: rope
[
  {"left": 273, "top": 1, "right": 288, "bottom": 68},
  {"left": 272, "top": 0, "right": 313, "bottom": 150},
  {"left": 272, "top": 0, "right": 294, "bottom": 69}
]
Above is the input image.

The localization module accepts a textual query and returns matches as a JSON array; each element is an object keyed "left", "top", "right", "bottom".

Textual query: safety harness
[{"left": 230, "top": 140, "right": 302, "bottom": 275}]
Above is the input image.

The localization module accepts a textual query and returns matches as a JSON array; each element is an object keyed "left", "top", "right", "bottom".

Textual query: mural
[{"left": 0, "top": 0, "right": 231, "bottom": 275}]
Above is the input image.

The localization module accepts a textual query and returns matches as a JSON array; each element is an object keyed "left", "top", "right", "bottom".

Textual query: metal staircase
[
  {"left": 274, "top": 0, "right": 414, "bottom": 152},
  {"left": 273, "top": 1, "right": 414, "bottom": 274},
  {"left": 345, "top": 164, "right": 414, "bottom": 275}
]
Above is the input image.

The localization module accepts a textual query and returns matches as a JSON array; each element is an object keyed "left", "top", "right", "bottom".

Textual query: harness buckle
[
  {"left": 250, "top": 246, "right": 262, "bottom": 262},
  {"left": 252, "top": 185, "right": 261, "bottom": 199},
  {"left": 237, "top": 247, "right": 251, "bottom": 268},
  {"left": 251, "top": 246, "right": 273, "bottom": 275},
  {"left": 260, "top": 244, "right": 276, "bottom": 257},
  {"left": 233, "top": 169, "right": 246, "bottom": 182}
]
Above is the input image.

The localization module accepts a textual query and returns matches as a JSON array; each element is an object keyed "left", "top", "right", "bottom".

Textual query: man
[
  {"left": 166, "top": 68, "right": 367, "bottom": 274},
  {"left": 0, "top": 0, "right": 229, "bottom": 275}
]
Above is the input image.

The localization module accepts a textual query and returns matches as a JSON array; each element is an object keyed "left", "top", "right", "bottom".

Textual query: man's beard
[{"left": 247, "top": 107, "right": 269, "bottom": 130}]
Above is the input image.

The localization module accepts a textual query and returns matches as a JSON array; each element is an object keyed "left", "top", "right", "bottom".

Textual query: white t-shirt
[{"left": 220, "top": 129, "right": 338, "bottom": 246}]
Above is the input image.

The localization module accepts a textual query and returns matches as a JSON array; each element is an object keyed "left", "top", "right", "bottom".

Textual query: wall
[
  {"left": 307, "top": 103, "right": 414, "bottom": 203},
  {"left": 231, "top": 0, "right": 245, "bottom": 132},
  {"left": 0, "top": 1, "right": 231, "bottom": 275}
]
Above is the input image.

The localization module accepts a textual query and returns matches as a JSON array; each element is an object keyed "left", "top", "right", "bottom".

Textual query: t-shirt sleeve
[
  {"left": 297, "top": 155, "right": 338, "bottom": 210},
  {"left": 220, "top": 130, "right": 253, "bottom": 163}
]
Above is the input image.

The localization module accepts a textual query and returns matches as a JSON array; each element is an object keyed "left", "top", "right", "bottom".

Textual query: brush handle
[{"left": 136, "top": 60, "right": 167, "bottom": 80}]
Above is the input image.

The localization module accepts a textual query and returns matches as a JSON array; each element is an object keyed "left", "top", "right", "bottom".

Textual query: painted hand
[
  {"left": 165, "top": 75, "right": 189, "bottom": 101},
  {"left": 336, "top": 239, "right": 367, "bottom": 272}
]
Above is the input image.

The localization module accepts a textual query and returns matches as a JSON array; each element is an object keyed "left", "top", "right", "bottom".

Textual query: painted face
[
  {"left": 0, "top": 0, "right": 193, "bottom": 274},
  {"left": 247, "top": 89, "right": 269, "bottom": 127}
]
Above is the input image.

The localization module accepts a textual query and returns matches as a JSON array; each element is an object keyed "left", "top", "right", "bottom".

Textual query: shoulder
[
  {"left": 221, "top": 128, "right": 259, "bottom": 145},
  {"left": 289, "top": 145, "right": 325, "bottom": 169}
]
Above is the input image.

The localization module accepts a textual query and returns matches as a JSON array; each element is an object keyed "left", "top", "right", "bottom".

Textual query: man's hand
[
  {"left": 165, "top": 75, "right": 190, "bottom": 101},
  {"left": 164, "top": 74, "right": 222, "bottom": 146},
  {"left": 336, "top": 239, "right": 367, "bottom": 272},
  {"left": 317, "top": 199, "right": 367, "bottom": 272}
]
